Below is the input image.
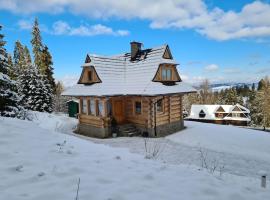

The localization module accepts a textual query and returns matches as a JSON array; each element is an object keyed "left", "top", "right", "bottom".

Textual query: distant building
[{"left": 186, "top": 104, "right": 251, "bottom": 126}]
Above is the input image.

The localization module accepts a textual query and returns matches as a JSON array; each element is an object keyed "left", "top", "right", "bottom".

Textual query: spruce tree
[
  {"left": 18, "top": 64, "right": 52, "bottom": 112},
  {"left": 7, "top": 54, "right": 16, "bottom": 79},
  {"left": 13, "top": 40, "right": 25, "bottom": 79},
  {"left": 0, "top": 25, "right": 20, "bottom": 117},
  {"left": 41, "top": 45, "right": 56, "bottom": 92},
  {"left": 31, "top": 18, "right": 43, "bottom": 72}
]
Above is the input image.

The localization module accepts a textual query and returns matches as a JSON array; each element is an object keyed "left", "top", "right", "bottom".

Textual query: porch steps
[{"left": 118, "top": 124, "right": 141, "bottom": 137}]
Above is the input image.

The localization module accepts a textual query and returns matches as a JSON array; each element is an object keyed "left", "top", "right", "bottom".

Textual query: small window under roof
[{"left": 199, "top": 110, "right": 206, "bottom": 118}]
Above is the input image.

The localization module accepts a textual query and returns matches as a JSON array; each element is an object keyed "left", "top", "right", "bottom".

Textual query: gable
[
  {"left": 153, "top": 64, "right": 181, "bottom": 83},
  {"left": 216, "top": 106, "right": 225, "bottom": 113},
  {"left": 232, "top": 106, "right": 241, "bottom": 112},
  {"left": 78, "top": 66, "right": 101, "bottom": 84},
  {"left": 163, "top": 45, "right": 173, "bottom": 59}
]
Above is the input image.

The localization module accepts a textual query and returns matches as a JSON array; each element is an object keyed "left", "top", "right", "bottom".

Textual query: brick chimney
[{"left": 130, "top": 41, "right": 142, "bottom": 60}]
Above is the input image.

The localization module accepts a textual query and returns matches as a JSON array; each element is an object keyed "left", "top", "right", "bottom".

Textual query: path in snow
[{"left": 88, "top": 131, "right": 270, "bottom": 179}]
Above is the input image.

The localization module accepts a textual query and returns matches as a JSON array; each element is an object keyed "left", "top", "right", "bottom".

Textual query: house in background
[
  {"left": 63, "top": 42, "right": 196, "bottom": 138},
  {"left": 186, "top": 104, "right": 251, "bottom": 126}
]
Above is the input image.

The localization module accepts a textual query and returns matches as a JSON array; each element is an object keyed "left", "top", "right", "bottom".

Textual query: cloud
[
  {"left": 52, "top": 21, "right": 130, "bottom": 36},
  {"left": 204, "top": 64, "right": 219, "bottom": 72},
  {"left": 3, "top": 0, "right": 270, "bottom": 41},
  {"left": 223, "top": 68, "right": 242, "bottom": 74},
  {"left": 17, "top": 19, "right": 129, "bottom": 37},
  {"left": 17, "top": 19, "right": 32, "bottom": 30}
]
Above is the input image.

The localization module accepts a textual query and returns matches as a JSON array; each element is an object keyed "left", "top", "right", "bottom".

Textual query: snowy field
[{"left": 0, "top": 113, "right": 270, "bottom": 200}]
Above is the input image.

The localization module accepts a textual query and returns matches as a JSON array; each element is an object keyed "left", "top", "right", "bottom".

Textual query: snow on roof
[
  {"left": 62, "top": 45, "right": 196, "bottom": 96},
  {"left": 187, "top": 104, "right": 250, "bottom": 121}
]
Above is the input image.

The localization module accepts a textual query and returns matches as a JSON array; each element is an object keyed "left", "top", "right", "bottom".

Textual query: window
[
  {"left": 199, "top": 110, "right": 206, "bottom": 118},
  {"left": 161, "top": 67, "right": 172, "bottom": 80},
  {"left": 107, "top": 101, "right": 112, "bottom": 116},
  {"left": 88, "top": 71, "right": 93, "bottom": 81},
  {"left": 82, "top": 98, "right": 87, "bottom": 114},
  {"left": 135, "top": 101, "right": 142, "bottom": 114},
  {"left": 216, "top": 113, "right": 224, "bottom": 118},
  {"left": 97, "top": 100, "right": 104, "bottom": 116},
  {"left": 232, "top": 113, "right": 241, "bottom": 118},
  {"left": 156, "top": 99, "right": 163, "bottom": 112},
  {"left": 89, "top": 99, "right": 96, "bottom": 115}
]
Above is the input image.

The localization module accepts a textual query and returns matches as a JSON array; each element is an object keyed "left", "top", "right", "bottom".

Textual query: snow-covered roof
[
  {"left": 62, "top": 44, "right": 196, "bottom": 96},
  {"left": 187, "top": 104, "right": 250, "bottom": 121}
]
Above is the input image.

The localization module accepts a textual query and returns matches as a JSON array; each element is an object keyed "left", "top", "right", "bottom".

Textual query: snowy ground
[
  {"left": 0, "top": 114, "right": 270, "bottom": 200},
  {"left": 91, "top": 121, "right": 270, "bottom": 179}
]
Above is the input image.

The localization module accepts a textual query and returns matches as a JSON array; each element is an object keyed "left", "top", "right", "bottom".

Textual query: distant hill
[{"left": 210, "top": 82, "right": 258, "bottom": 92}]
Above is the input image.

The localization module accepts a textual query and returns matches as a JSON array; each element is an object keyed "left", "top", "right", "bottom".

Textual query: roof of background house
[
  {"left": 62, "top": 44, "right": 196, "bottom": 97},
  {"left": 187, "top": 104, "right": 250, "bottom": 121}
]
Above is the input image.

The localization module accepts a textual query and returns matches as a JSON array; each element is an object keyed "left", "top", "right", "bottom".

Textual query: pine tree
[
  {"left": 0, "top": 25, "right": 21, "bottom": 117},
  {"left": 41, "top": 45, "right": 56, "bottom": 93},
  {"left": 31, "top": 18, "right": 43, "bottom": 71}
]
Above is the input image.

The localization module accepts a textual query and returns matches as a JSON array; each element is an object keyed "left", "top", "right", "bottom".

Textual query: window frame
[
  {"left": 97, "top": 100, "right": 104, "bottom": 117},
  {"left": 161, "top": 66, "right": 172, "bottom": 81},
  {"left": 156, "top": 99, "right": 164, "bottom": 113},
  {"left": 134, "top": 101, "right": 142, "bottom": 115},
  {"left": 81, "top": 98, "right": 87, "bottom": 114},
  {"left": 232, "top": 113, "right": 241, "bottom": 118},
  {"left": 88, "top": 98, "right": 96, "bottom": 116}
]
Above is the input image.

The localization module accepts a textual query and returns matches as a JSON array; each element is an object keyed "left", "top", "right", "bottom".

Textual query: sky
[{"left": 1, "top": 0, "right": 270, "bottom": 86}]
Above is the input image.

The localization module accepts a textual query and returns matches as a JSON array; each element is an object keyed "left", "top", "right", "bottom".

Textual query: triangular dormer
[
  {"left": 153, "top": 64, "right": 181, "bottom": 84},
  {"left": 232, "top": 106, "right": 241, "bottom": 112},
  {"left": 163, "top": 45, "right": 173, "bottom": 59},
  {"left": 199, "top": 110, "right": 206, "bottom": 118},
  {"left": 215, "top": 106, "right": 225, "bottom": 113},
  {"left": 78, "top": 66, "right": 101, "bottom": 84},
  {"left": 78, "top": 56, "right": 101, "bottom": 84}
]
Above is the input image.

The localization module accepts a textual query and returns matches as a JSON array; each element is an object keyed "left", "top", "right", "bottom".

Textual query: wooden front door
[{"left": 112, "top": 99, "right": 125, "bottom": 124}]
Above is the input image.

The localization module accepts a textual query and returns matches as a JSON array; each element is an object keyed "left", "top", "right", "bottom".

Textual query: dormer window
[
  {"left": 78, "top": 66, "right": 101, "bottom": 84},
  {"left": 162, "top": 68, "right": 172, "bottom": 81},
  {"left": 199, "top": 110, "right": 206, "bottom": 118}
]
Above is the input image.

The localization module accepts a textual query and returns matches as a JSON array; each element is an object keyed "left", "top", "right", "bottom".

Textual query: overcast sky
[{"left": 1, "top": 0, "right": 270, "bottom": 86}]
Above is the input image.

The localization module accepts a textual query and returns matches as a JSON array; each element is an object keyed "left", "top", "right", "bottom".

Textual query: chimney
[{"left": 130, "top": 41, "right": 142, "bottom": 60}]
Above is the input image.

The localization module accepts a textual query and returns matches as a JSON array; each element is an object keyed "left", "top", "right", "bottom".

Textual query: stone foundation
[
  {"left": 77, "top": 123, "right": 111, "bottom": 138},
  {"left": 77, "top": 120, "right": 184, "bottom": 138},
  {"left": 136, "top": 120, "right": 184, "bottom": 137}
]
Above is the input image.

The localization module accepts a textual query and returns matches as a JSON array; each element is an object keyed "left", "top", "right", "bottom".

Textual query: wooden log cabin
[{"left": 63, "top": 42, "right": 196, "bottom": 138}]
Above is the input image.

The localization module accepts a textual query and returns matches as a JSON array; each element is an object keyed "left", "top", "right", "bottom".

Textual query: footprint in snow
[
  {"left": 15, "top": 165, "right": 23, "bottom": 172},
  {"left": 38, "top": 172, "right": 45, "bottom": 177}
]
